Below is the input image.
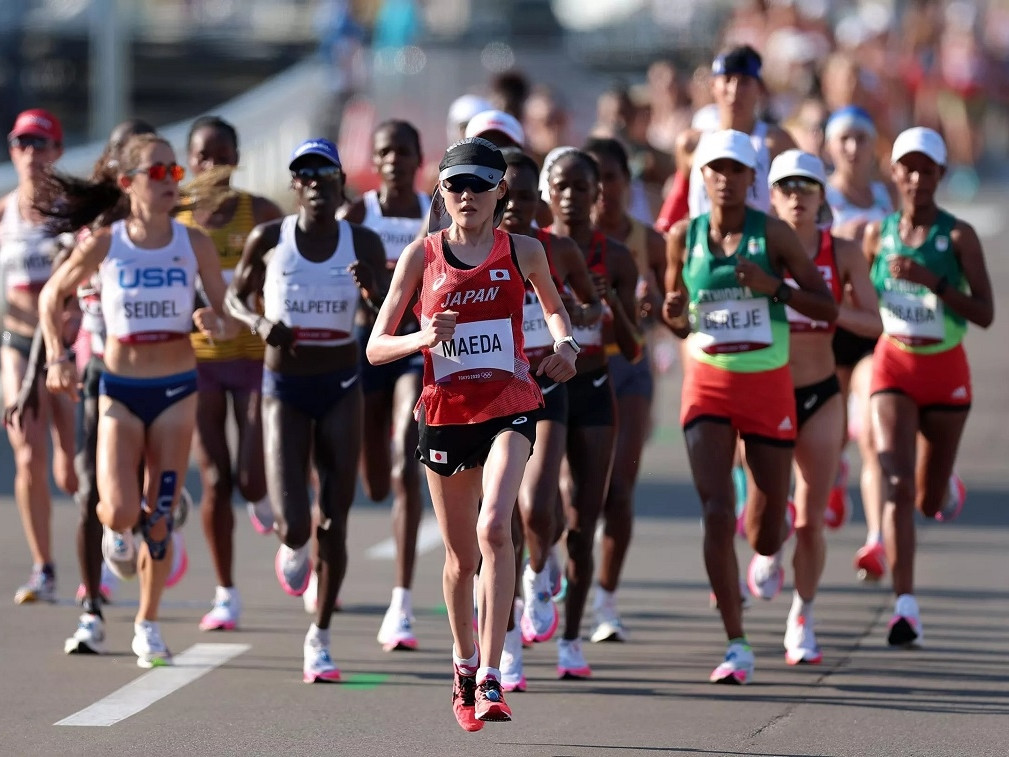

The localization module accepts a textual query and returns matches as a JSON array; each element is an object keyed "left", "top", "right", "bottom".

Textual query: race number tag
[
  {"left": 522, "top": 299, "right": 553, "bottom": 360},
  {"left": 431, "top": 317, "right": 515, "bottom": 383},
  {"left": 880, "top": 285, "right": 944, "bottom": 345},
  {"left": 691, "top": 297, "right": 773, "bottom": 354}
]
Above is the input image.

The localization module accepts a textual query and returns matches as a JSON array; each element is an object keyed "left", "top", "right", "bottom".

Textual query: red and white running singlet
[
  {"left": 415, "top": 229, "right": 543, "bottom": 425},
  {"left": 784, "top": 229, "right": 843, "bottom": 333}
]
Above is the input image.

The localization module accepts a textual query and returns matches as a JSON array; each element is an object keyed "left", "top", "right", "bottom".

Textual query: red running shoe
[
  {"left": 475, "top": 677, "right": 512, "bottom": 722},
  {"left": 853, "top": 541, "right": 886, "bottom": 582},
  {"left": 452, "top": 666, "right": 484, "bottom": 732},
  {"left": 824, "top": 456, "right": 851, "bottom": 530}
]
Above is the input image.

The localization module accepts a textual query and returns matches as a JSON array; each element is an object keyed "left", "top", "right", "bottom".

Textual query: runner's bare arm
[
  {"left": 661, "top": 220, "right": 690, "bottom": 339},
  {"left": 759, "top": 217, "right": 836, "bottom": 323},
  {"left": 835, "top": 236, "right": 882, "bottom": 337},
  {"left": 516, "top": 234, "right": 577, "bottom": 381},
  {"left": 553, "top": 235, "right": 602, "bottom": 326},
  {"left": 367, "top": 239, "right": 433, "bottom": 365}
]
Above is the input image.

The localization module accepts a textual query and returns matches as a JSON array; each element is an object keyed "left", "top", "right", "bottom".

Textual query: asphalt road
[{"left": 0, "top": 189, "right": 1006, "bottom": 756}]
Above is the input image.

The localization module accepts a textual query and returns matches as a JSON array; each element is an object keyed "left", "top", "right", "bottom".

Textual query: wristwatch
[
  {"left": 772, "top": 281, "right": 793, "bottom": 304},
  {"left": 554, "top": 336, "right": 581, "bottom": 355}
]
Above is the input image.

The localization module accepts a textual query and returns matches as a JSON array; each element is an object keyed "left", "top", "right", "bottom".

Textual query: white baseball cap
[
  {"left": 891, "top": 126, "right": 947, "bottom": 167},
  {"left": 768, "top": 149, "right": 827, "bottom": 188},
  {"left": 464, "top": 109, "right": 525, "bottom": 147},
  {"left": 448, "top": 94, "right": 492, "bottom": 130},
  {"left": 694, "top": 129, "right": 757, "bottom": 170}
]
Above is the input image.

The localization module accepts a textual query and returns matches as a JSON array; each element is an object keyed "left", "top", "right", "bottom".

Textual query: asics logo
[
  {"left": 512, "top": 416, "right": 528, "bottom": 425},
  {"left": 165, "top": 386, "right": 188, "bottom": 398},
  {"left": 431, "top": 272, "right": 448, "bottom": 291},
  {"left": 340, "top": 374, "right": 359, "bottom": 389},
  {"left": 592, "top": 375, "right": 608, "bottom": 389}
]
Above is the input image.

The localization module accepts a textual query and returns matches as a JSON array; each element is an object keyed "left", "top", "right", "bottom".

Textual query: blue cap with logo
[{"left": 289, "top": 138, "right": 342, "bottom": 170}]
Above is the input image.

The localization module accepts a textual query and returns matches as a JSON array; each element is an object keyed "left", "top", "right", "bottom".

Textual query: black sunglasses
[
  {"left": 441, "top": 175, "right": 499, "bottom": 194},
  {"left": 774, "top": 177, "right": 821, "bottom": 196},
  {"left": 9, "top": 135, "right": 54, "bottom": 151},
  {"left": 292, "top": 165, "right": 342, "bottom": 183}
]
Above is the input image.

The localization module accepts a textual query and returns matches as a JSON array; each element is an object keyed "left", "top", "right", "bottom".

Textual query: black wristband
[
  {"left": 934, "top": 275, "right": 949, "bottom": 297},
  {"left": 772, "top": 281, "right": 793, "bottom": 304}
]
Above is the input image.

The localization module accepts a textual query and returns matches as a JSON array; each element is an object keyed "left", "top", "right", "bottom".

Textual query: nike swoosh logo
[
  {"left": 541, "top": 382, "right": 558, "bottom": 395},
  {"left": 165, "top": 386, "right": 188, "bottom": 398},
  {"left": 592, "top": 375, "right": 608, "bottom": 389},
  {"left": 282, "top": 269, "right": 296, "bottom": 276},
  {"left": 803, "top": 395, "right": 817, "bottom": 410},
  {"left": 340, "top": 374, "right": 359, "bottom": 390}
]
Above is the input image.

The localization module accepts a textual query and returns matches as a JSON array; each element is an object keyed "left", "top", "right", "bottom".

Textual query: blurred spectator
[
  {"left": 489, "top": 69, "right": 532, "bottom": 121},
  {"left": 783, "top": 96, "right": 828, "bottom": 160},
  {"left": 645, "top": 60, "right": 693, "bottom": 156},
  {"left": 315, "top": 0, "right": 368, "bottom": 142},
  {"left": 523, "top": 86, "right": 570, "bottom": 166}
]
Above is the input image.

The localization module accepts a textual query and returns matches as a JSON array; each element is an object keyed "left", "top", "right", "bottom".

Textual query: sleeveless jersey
[
  {"left": 361, "top": 190, "right": 430, "bottom": 264},
  {"left": 688, "top": 122, "right": 772, "bottom": 219},
  {"left": 785, "top": 230, "right": 842, "bottom": 333},
  {"left": 176, "top": 192, "right": 265, "bottom": 361},
  {"left": 871, "top": 210, "right": 965, "bottom": 354},
  {"left": 77, "top": 273, "right": 106, "bottom": 356},
  {"left": 522, "top": 229, "right": 563, "bottom": 363},
  {"left": 682, "top": 209, "right": 789, "bottom": 372},
  {"left": 0, "top": 191, "right": 57, "bottom": 292},
  {"left": 826, "top": 181, "right": 892, "bottom": 232},
  {"left": 415, "top": 229, "right": 542, "bottom": 425},
  {"left": 100, "top": 220, "right": 198, "bottom": 344},
  {"left": 546, "top": 228, "right": 608, "bottom": 358},
  {"left": 264, "top": 216, "right": 360, "bottom": 347}
]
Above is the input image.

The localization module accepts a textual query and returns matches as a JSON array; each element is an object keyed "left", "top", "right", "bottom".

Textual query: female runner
[
  {"left": 662, "top": 130, "right": 837, "bottom": 683},
  {"left": 2, "top": 109, "right": 77, "bottom": 603},
  {"left": 865, "top": 127, "right": 993, "bottom": 646},
  {"left": 748, "top": 150, "right": 881, "bottom": 666},
  {"left": 584, "top": 136, "right": 666, "bottom": 643},
  {"left": 40, "top": 134, "right": 232, "bottom": 667},
  {"left": 176, "top": 115, "right": 282, "bottom": 632},
  {"left": 227, "top": 138, "right": 387, "bottom": 681},
  {"left": 368, "top": 138, "right": 577, "bottom": 730},
  {"left": 544, "top": 149, "right": 641, "bottom": 678},
  {"left": 340, "top": 119, "right": 429, "bottom": 650}
]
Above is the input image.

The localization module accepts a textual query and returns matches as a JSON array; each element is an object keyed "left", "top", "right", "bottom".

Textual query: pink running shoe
[
  {"left": 934, "top": 473, "right": 966, "bottom": 522},
  {"left": 854, "top": 541, "right": 887, "bottom": 582},
  {"left": 165, "top": 532, "right": 188, "bottom": 588}
]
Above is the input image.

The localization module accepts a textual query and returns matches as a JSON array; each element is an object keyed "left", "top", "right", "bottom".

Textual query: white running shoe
[
  {"left": 500, "top": 622, "right": 526, "bottom": 692},
  {"left": 102, "top": 526, "right": 137, "bottom": 581},
  {"left": 14, "top": 565, "right": 56, "bottom": 604},
  {"left": 303, "top": 628, "right": 341, "bottom": 683},
  {"left": 556, "top": 638, "right": 592, "bottom": 679},
  {"left": 65, "top": 613, "right": 107, "bottom": 655},
  {"left": 303, "top": 571, "right": 318, "bottom": 614},
  {"left": 935, "top": 473, "right": 967, "bottom": 522},
  {"left": 709, "top": 641, "right": 754, "bottom": 684},
  {"left": 199, "top": 586, "right": 241, "bottom": 631},
  {"left": 377, "top": 605, "right": 418, "bottom": 651},
  {"left": 784, "top": 615, "right": 822, "bottom": 665},
  {"left": 546, "top": 546, "right": 564, "bottom": 598},
  {"left": 887, "top": 594, "right": 924, "bottom": 648},
  {"left": 747, "top": 552, "right": 784, "bottom": 601},
  {"left": 132, "top": 620, "right": 171, "bottom": 668},
  {"left": 175, "top": 486, "right": 193, "bottom": 530},
  {"left": 247, "top": 496, "right": 275, "bottom": 535},
  {"left": 590, "top": 589, "right": 628, "bottom": 643},
  {"left": 275, "top": 543, "right": 311, "bottom": 596},
  {"left": 520, "top": 563, "right": 559, "bottom": 644}
]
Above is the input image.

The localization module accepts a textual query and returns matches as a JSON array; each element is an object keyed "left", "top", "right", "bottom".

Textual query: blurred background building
[{"left": 2, "top": 0, "right": 1008, "bottom": 202}]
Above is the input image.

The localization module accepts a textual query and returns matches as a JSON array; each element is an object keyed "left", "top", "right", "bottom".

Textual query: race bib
[
  {"left": 431, "top": 317, "right": 515, "bottom": 383},
  {"left": 691, "top": 297, "right": 773, "bottom": 354},
  {"left": 880, "top": 286, "right": 944, "bottom": 345},
  {"left": 522, "top": 300, "right": 553, "bottom": 359}
]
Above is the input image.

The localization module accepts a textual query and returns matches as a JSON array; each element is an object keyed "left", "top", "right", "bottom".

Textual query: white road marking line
[
  {"left": 366, "top": 515, "right": 442, "bottom": 560},
  {"left": 55, "top": 643, "right": 250, "bottom": 727}
]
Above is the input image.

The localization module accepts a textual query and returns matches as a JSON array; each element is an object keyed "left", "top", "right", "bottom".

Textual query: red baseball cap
[{"left": 9, "top": 109, "right": 63, "bottom": 144}]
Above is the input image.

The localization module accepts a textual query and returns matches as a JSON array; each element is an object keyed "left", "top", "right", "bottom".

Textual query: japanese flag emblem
[
  {"left": 430, "top": 449, "right": 448, "bottom": 464},
  {"left": 489, "top": 269, "right": 510, "bottom": 282}
]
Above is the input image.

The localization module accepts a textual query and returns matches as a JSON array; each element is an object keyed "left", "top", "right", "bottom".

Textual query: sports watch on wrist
[
  {"left": 772, "top": 281, "right": 793, "bottom": 304},
  {"left": 554, "top": 336, "right": 581, "bottom": 355}
]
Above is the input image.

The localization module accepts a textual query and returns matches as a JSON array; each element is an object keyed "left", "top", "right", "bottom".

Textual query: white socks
[
  {"left": 789, "top": 591, "right": 813, "bottom": 622},
  {"left": 391, "top": 586, "right": 411, "bottom": 614},
  {"left": 453, "top": 646, "right": 479, "bottom": 673}
]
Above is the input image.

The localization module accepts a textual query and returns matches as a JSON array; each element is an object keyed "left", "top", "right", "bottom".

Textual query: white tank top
[
  {"left": 361, "top": 190, "right": 430, "bottom": 263},
  {"left": 688, "top": 122, "right": 771, "bottom": 219},
  {"left": 0, "top": 191, "right": 58, "bottom": 292},
  {"left": 77, "top": 272, "right": 106, "bottom": 356},
  {"left": 826, "top": 181, "right": 892, "bottom": 231},
  {"left": 263, "top": 216, "right": 359, "bottom": 346},
  {"left": 99, "top": 220, "right": 198, "bottom": 343}
]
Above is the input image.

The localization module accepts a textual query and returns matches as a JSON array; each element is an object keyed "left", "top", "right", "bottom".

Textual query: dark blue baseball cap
[
  {"left": 712, "top": 46, "right": 763, "bottom": 81},
  {"left": 288, "top": 138, "right": 342, "bottom": 169}
]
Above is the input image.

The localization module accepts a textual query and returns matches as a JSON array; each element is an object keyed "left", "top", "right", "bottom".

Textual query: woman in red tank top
[
  {"left": 752, "top": 150, "right": 881, "bottom": 665},
  {"left": 367, "top": 138, "right": 577, "bottom": 731}
]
